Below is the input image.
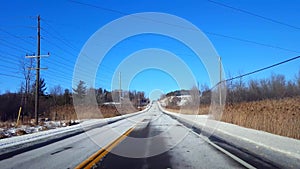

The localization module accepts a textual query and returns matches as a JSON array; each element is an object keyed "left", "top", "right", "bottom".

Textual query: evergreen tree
[
  {"left": 32, "top": 78, "right": 47, "bottom": 96},
  {"left": 73, "top": 80, "right": 87, "bottom": 99}
]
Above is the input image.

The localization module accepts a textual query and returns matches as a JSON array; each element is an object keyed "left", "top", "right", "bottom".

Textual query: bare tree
[
  {"left": 20, "top": 58, "right": 34, "bottom": 121},
  {"left": 270, "top": 74, "right": 286, "bottom": 98},
  {"left": 189, "top": 85, "right": 200, "bottom": 107},
  {"left": 296, "top": 70, "right": 300, "bottom": 92},
  {"left": 200, "top": 84, "right": 211, "bottom": 104},
  {"left": 50, "top": 85, "right": 63, "bottom": 105},
  {"left": 248, "top": 79, "right": 260, "bottom": 101},
  {"left": 285, "top": 80, "right": 297, "bottom": 97},
  {"left": 50, "top": 85, "right": 63, "bottom": 95}
]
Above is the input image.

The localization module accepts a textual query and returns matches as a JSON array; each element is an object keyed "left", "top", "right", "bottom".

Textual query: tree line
[
  {"left": 72, "top": 80, "right": 149, "bottom": 107},
  {"left": 224, "top": 73, "right": 300, "bottom": 104},
  {"left": 0, "top": 79, "right": 148, "bottom": 122},
  {"left": 163, "top": 71, "right": 300, "bottom": 106}
]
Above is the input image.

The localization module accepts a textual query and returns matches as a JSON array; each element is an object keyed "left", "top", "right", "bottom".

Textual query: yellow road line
[{"left": 75, "top": 127, "right": 135, "bottom": 169}]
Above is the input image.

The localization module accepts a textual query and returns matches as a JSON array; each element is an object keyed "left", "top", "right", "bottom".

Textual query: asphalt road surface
[
  {"left": 0, "top": 103, "right": 246, "bottom": 169},
  {"left": 95, "top": 104, "right": 245, "bottom": 169}
]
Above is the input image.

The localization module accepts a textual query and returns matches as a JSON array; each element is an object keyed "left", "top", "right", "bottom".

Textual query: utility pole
[
  {"left": 219, "top": 57, "right": 222, "bottom": 106},
  {"left": 26, "top": 15, "right": 49, "bottom": 125},
  {"left": 119, "top": 72, "right": 122, "bottom": 104},
  {"left": 197, "top": 81, "right": 200, "bottom": 94},
  {"left": 35, "top": 15, "right": 41, "bottom": 126}
]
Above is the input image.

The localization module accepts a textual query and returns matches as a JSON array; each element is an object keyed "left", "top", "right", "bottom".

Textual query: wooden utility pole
[
  {"left": 119, "top": 72, "right": 122, "bottom": 103},
  {"left": 219, "top": 57, "right": 222, "bottom": 106},
  {"left": 35, "top": 15, "right": 41, "bottom": 125},
  {"left": 26, "top": 15, "right": 49, "bottom": 125}
]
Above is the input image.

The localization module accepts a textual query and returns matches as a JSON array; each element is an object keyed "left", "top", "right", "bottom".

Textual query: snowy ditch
[
  {"left": 0, "top": 120, "right": 81, "bottom": 139},
  {"left": 158, "top": 104, "right": 300, "bottom": 169}
]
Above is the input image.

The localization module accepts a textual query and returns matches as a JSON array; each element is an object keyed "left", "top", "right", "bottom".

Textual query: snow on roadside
[
  {"left": 0, "top": 120, "right": 91, "bottom": 149},
  {"left": 0, "top": 120, "right": 81, "bottom": 139},
  {"left": 0, "top": 106, "right": 150, "bottom": 151}
]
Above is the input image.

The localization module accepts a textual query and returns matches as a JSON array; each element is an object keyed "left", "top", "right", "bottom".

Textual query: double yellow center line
[{"left": 75, "top": 127, "right": 135, "bottom": 169}]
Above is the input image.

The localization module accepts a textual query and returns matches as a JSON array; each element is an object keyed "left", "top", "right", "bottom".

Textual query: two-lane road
[
  {"left": 0, "top": 111, "right": 146, "bottom": 168},
  {"left": 95, "top": 103, "right": 245, "bottom": 169},
  {"left": 0, "top": 103, "right": 247, "bottom": 169}
]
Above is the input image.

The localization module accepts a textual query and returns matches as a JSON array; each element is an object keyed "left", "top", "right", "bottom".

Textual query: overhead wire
[
  {"left": 3, "top": 1, "right": 299, "bottom": 92},
  {"left": 69, "top": 0, "right": 300, "bottom": 55},
  {"left": 68, "top": 1, "right": 300, "bottom": 91},
  {"left": 211, "top": 55, "right": 300, "bottom": 90},
  {"left": 0, "top": 72, "right": 23, "bottom": 79},
  {"left": 0, "top": 56, "right": 22, "bottom": 65},
  {"left": 0, "top": 27, "right": 35, "bottom": 46},
  {"left": 0, "top": 38, "right": 34, "bottom": 54},
  {"left": 0, "top": 41, "right": 32, "bottom": 54},
  {"left": 206, "top": 0, "right": 300, "bottom": 30},
  {"left": 0, "top": 64, "right": 20, "bottom": 71},
  {"left": 204, "top": 31, "right": 300, "bottom": 54},
  {"left": 41, "top": 19, "right": 116, "bottom": 86},
  {"left": 40, "top": 20, "right": 100, "bottom": 87}
]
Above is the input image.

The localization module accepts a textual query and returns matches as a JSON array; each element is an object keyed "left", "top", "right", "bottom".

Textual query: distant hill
[
  {"left": 161, "top": 89, "right": 196, "bottom": 107},
  {"left": 160, "top": 95, "right": 191, "bottom": 107},
  {"left": 165, "top": 89, "right": 191, "bottom": 97}
]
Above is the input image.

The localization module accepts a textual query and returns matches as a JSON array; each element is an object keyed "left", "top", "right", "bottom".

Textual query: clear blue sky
[{"left": 0, "top": 0, "right": 300, "bottom": 99}]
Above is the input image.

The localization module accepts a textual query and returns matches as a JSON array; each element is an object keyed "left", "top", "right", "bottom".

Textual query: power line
[
  {"left": 69, "top": 0, "right": 300, "bottom": 54},
  {"left": 42, "top": 38, "right": 76, "bottom": 61},
  {"left": 0, "top": 41, "right": 29, "bottom": 54},
  {"left": 206, "top": 0, "right": 300, "bottom": 30},
  {"left": 0, "top": 56, "right": 22, "bottom": 65},
  {"left": 205, "top": 32, "right": 300, "bottom": 54},
  {"left": 0, "top": 35, "right": 35, "bottom": 39},
  {"left": 40, "top": 47, "right": 115, "bottom": 85},
  {"left": 0, "top": 39, "right": 34, "bottom": 54},
  {"left": 69, "top": 0, "right": 300, "bottom": 92},
  {"left": 69, "top": 0, "right": 127, "bottom": 16},
  {"left": 41, "top": 22, "right": 81, "bottom": 52},
  {"left": 211, "top": 55, "right": 300, "bottom": 90},
  {"left": 42, "top": 39, "right": 109, "bottom": 76},
  {"left": 0, "top": 73, "right": 23, "bottom": 79},
  {"left": 41, "top": 20, "right": 117, "bottom": 81},
  {"left": 0, "top": 64, "right": 20, "bottom": 71},
  {"left": 0, "top": 48, "right": 28, "bottom": 58},
  {"left": 42, "top": 39, "right": 116, "bottom": 75},
  {"left": 0, "top": 28, "right": 35, "bottom": 46},
  {"left": 44, "top": 37, "right": 111, "bottom": 71},
  {"left": 225, "top": 55, "right": 300, "bottom": 82},
  {"left": 0, "top": 19, "right": 115, "bottom": 93}
]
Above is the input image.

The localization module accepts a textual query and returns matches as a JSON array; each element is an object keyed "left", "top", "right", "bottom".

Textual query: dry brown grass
[
  {"left": 166, "top": 105, "right": 209, "bottom": 115},
  {"left": 0, "top": 121, "right": 16, "bottom": 128},
  {"left": 0, "top": 104, "right": 140, "bottom": 126},
  {"left": 222, "top": 97, "right": 300, "bottom": 140},
  {"left": 50, "top": 104, "right": 139, "bottom": 120},
  {"left": 0, "top": 104, "right": 141, "bottom": 139},
  {"left": 165, "top": 97, "right": 300, "bottom": 140}
]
